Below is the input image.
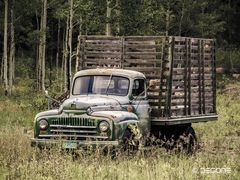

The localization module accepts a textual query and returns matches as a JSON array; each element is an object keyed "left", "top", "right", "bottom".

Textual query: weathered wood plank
[
  {"left": 85, "top": 36, "right": 120, "bottom": 40},
  {"left": 85, "top": 47, "right": 121, "bottom": 51},
  {"left": 85, "top": 50, "right": 122, "bottom": 54},
  {"left": 124, "top": 52, "right": 162, "bottom": 55},
  {"left": 85, "top": 54, "right": 121, "bottom": 58},
  {"left": 124, "top": 36, "right": 165, "bottom": 41},
  {"left": 124, "top": 44, "right": 163, "bottom": 48},
  {"left": 123, "top": 59, "right": 161, "bottom": 66}
]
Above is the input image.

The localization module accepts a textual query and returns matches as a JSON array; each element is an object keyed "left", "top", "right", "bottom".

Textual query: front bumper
[{"left": 31, "top": 138, "right": 119, "bottom": 149}]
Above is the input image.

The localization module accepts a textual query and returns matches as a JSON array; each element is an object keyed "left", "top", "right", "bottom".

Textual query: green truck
[{"left": 31, "top": 36, "right": 217, "bottom": 151}]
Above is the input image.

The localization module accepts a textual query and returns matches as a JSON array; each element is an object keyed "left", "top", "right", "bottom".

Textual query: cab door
[{"left": 131, "top": 78, "right": 150, "bottom": 134}]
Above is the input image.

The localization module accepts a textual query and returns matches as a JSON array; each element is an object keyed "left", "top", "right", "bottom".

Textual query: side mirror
[
  {"left": 43, "top": 89, "right": 60, "bottom": 110},
  {"left": 44, "top": 90, "right": 49, "bottom": 97},
  {"left": 148, "top": 79, "right": 159, "bottom": 90}
]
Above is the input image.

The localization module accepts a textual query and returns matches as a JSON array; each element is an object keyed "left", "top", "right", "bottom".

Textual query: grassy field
[{"left": 0, "top": 78, "right": 239, "bottom": 180}]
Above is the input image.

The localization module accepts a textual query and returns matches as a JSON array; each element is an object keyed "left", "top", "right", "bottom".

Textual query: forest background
[{"left": 0, "top": 0, "right": 240, "bottom": 95}]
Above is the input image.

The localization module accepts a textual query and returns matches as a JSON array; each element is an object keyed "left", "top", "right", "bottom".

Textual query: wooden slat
[
  {"left": 124, "top": 36, "right": 165, "bottom": 40},
  {"left": 85, "top": 36, "right": 121, "bottom": 40},
  {"left": 85, "top": 47, "right": 121, "bottom": 51},
  {"left": 124, "top": 44, "right": 162, "bottom": 48},
  {"left": 124, "top": 52, "right": 162, "bottom": 56},
  {"left": 126, "top": 67, "right": 160, "bottom": 72}
]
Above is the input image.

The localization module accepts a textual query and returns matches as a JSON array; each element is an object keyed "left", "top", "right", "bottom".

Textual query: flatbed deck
[{"left": 151, "top": 114, "right": 218, "bottom": 125}]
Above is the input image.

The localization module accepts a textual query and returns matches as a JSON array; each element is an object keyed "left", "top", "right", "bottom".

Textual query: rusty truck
[{"left": 31, "top": 36, "right": 217, "bottom": 152}]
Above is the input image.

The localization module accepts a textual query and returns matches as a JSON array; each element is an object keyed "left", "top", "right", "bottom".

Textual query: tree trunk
[
  {"left": 56, "top": 18, "right": 60, "bottom": 81},
  {"left": 60, "top": 29, "right": 65, "bottom": 92},
  {"left": 64, "top": 16, "right": 69, "bottom": 91},
  {"left": 41, "top": 0, "right": 47, "bottom": 91},
  {"left": 3, "top": 0, "right": 9, "bottom": 95},
  {"left": 115, "top": 0, "right": 120, "bottom": 35},
  {"left": 165, "top": 9, "right": 170, "bottom": 36},
  {"left": 68, "top": 0, "right": 73, "bottom": 90},
  {"left": 106, "top": 0, "right": 111, "bottom": 36},
  {"left": 37, "top": 0, "right": 47, "bottom": 91},
  {"left": 0, "top": 58, "right": 3, "bottom": 83},
  {"left": 76, "top": 16, "right": 82, "bottom": 73},
  {"left": 12, "top": 27, "right": 15, "bottom": 82},
  {"left": 36, "top": 10, "right": 40, "bottom": 89},
  {"left": 178, "top": 0, "right": 185, "bottom": 36},
  {"left": 49, "top": 52, "right": 53, "bottom": 87},
  {"left": 37, "top": 4, "right": 43, "bottom": 90},
  {"left": 9, "top": 0, "right": 15, "bottom": 95}
]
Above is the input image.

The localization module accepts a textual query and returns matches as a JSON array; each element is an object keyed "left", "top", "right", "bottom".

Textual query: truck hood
[
  {"left": 91, "top": 111, "right": 138, "bottom": 122},
  {"left": 35, "top": 96, "right": 132, "bottom": 121},
  {"left": 35, "top": 109, "right": 59, "bottom": 120},
  {"left": 61, "top": 95, "right": 129, "bottom": 110}
]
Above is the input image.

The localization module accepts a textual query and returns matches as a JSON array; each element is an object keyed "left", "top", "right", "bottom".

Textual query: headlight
[
  {"left": 99, "top": 121, "right": 110, "bottom": 132},
  {"left": 38, "top": 119, "right": 48, "bottom": 130}
]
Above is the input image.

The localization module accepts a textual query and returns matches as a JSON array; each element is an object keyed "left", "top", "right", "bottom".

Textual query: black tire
[
  {"left": 176, "top": 126, "right": 197, "bottom": 154},
  {"left": 121, "top": 129, "right": 139, "bottom": 155}
]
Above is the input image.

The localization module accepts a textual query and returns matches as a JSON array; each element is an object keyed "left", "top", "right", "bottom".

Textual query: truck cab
[{"left": 31, "top": 68, "right": 150, "bottom": 148}]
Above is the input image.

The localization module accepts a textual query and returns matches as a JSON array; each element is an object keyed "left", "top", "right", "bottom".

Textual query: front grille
[
  {"left": 51, "top": 117, "right": 96, "bottom": 126},
  {"left": 39, "top": 117, "right": 109, "bottom": 140}
]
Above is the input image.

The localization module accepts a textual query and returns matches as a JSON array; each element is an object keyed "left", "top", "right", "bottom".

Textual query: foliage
[
  {"left": 216, "top": 48, "right": 240, "bottom": 70},
  {"left": 0, "top": 78, "right": 239, "bottom": 179},
  {"left": 1, "top": 0, "right": 240, "bottom": 88}
]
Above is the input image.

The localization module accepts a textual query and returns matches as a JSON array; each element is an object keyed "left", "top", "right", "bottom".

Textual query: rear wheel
[
  {"left": 176, "top": 126, "right": 197, "bottom": 154},
  {"left": 151, "top": 124, "right": 197, "bottom": 154}
]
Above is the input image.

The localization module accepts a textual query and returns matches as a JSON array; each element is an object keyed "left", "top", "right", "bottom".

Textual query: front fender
[
  {"left": 91, "top": 111, "right": 140, "bottom": 140},
  {"left": 115, "top": 120, "right": 141, "bottom": 140},
  {"left": 35, "top": 109, "right": 59, "bottom": 122}
]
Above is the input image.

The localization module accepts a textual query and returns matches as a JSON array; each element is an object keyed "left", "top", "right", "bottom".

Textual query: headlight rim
[
  {"left": 98, "top": 120, "right": 110, "bottom": 132},
  {"left": 38, "top": 119, "right": 49, "bottom": 130}
]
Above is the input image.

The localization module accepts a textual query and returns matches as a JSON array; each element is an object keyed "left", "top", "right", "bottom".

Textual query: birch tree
[
  {"left": 75, "top": 16, "right": 82, "bottom": 73},
  {"left": 2, "top": 0, "right": 15, "bottom": 95},
  {"left": 37, "top": 0, "right": 47, "bottom": 91},
  {"left": 56, "top": 18, "right": 60, "bottom": 80},
  {"left": 106, "top": 0, "right": 111, "bottom": 36},
  {"left": 64, "top": 15, "right": 69, "bottom": 91},
  {"left": 3, "top": 0, "right": 9, "bottom": 95},
  {"left": 41, "top": 0, "right": 47, "bottom": 91},
  {"left": 9, "top": 0, "right": 15, "bottom": 95},
  {"left": 74, "top": 0, "right": 93, "bottom": 73},
  {"left": 68, "top": 0, "right": 73, "bottom": 90}
]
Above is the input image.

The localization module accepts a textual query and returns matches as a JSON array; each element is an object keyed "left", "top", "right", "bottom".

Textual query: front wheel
[{"left": 121, "top": 129, "right": 140, "bottom": 155}]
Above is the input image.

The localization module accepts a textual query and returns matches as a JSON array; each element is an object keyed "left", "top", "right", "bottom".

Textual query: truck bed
[{"left": 77, "top": 36, "right": 218, "bottom": 124}]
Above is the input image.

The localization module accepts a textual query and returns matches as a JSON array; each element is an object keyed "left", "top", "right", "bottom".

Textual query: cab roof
[{"left": 74, "top": 68, "right": 146, "bottom": 79}]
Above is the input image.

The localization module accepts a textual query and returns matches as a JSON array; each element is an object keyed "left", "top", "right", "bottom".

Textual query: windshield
[{"left": 73, "top": 75, "right": 130, "bottom": 96}]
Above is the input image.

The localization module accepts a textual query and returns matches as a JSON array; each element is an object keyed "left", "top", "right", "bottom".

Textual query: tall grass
[{"left": 0, "top": 80, "right": 239, "bottom": 179}]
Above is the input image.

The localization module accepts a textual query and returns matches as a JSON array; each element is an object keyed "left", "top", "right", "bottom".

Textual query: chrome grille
[
  {"left": 39, "top": 117, "right": 108, "bottom": 140},
  {"left": 51, "top": 117, "right": 96, "bottom": 126}
]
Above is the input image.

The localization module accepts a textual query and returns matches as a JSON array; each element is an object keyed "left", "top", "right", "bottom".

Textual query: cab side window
[{"left": 132, "top": 79, "right": 145, "bottom": 96}]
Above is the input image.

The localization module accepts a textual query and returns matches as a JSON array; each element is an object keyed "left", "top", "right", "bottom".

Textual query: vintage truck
[{"left": 31, "top": 36, "right": 217, "bottom": 151}]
